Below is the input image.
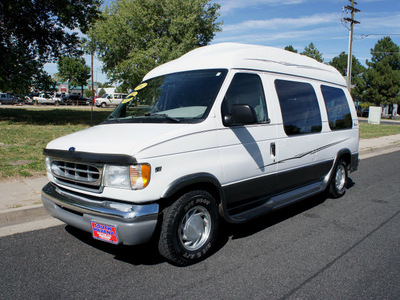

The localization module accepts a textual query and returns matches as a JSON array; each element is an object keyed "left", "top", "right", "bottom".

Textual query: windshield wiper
[{"left": 144, "top": 112, "right": 181, "bottom": 123}]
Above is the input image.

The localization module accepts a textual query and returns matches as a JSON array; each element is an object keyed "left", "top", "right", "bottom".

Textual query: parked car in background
[
  {"left": 24, "top": 93, "right": 39, "bottom": 105},
  {"left": 62, "top": 94, "right": 90, "bottom": 106},
  {"left": 52, "top": 93, "right": 65, "bottom": 106},
  {"left": 33, "top": 93, "right": 58, "bottom": 105},
  {"left": 0, "top": 93, "right": 17, "bottom": 105},
  {"left": 361, "top": 108, "right": 369, "bottom": 117},
  {"left": 356, "top": 106, "right": 370, "bottom": 118},
  {"left": 95, "top": 93, "right": 128, "bottom": 107}
]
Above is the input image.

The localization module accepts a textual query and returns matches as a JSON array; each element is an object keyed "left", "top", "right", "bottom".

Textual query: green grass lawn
[
  {"left": 1, "top": 106, "right": 399, "bottom": 180},
  {"left": 359, "top": 122, "right": 400, "bottom": 139},
  {"left": 0, "top": 106, "right": 112, "bottom": 179}
]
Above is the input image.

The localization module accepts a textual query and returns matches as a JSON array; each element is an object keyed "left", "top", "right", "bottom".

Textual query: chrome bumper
[{"left": 42, "top": 182, "right": 159, "bottom": 245}]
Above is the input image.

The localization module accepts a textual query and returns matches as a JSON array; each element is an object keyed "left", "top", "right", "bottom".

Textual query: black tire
[
  {"left": 54, "top": 101, "right": 59, "bottom": 106},
  {"left": 100, "top": 102, "right": 107, "bottom": 108},
  {"left": 158, "top": 190, "right": 219, "bottom": 266},
  {"left": 328, "top": 159, "right": 348, "bottom": 198}
]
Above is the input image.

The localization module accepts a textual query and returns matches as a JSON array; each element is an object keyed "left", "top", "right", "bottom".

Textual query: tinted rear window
[
  {"left": 321, "top": 85, "right": 352, "bottom": 130},
  {"left": 275, "top": 80, "right": 322, "bottom": 136}
]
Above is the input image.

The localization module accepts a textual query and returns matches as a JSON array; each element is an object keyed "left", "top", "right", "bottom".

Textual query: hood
[{"left": 46, "top": 123, "right": 196, "bottom": 157}]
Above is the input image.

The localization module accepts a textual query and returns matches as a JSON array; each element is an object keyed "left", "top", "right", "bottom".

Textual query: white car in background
[
  {"left": 95, "top": 93, "right": 128, "bottom": 107},
  {"left": 33, "top": 93, "right": 56, "bottom": 105},
  {"left": 52, "top": 93, "right": 65, "bottom": 105}
]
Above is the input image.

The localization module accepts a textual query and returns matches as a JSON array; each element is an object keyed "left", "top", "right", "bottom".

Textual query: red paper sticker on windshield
[{"left": 91, "top": 222, "right": 118, "bottom": 244}]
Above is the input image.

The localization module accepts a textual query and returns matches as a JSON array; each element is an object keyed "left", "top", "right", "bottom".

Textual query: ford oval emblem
[{"left": 69, "top": 147, "right": 76, "bottom": 152}]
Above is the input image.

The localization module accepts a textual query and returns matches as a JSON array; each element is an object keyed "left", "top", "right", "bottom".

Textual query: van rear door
[{"left": 273, "top": 78, "right": 332, "bottom": 196}]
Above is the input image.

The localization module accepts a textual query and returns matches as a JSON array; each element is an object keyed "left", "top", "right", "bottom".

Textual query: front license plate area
[{"left": 91, "top": 222, "right": 119, "bottom": 244}]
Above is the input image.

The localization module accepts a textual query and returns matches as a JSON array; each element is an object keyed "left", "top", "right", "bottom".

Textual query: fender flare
[{"left": 161, "top": 172, "right": 225, "bottom": 201}]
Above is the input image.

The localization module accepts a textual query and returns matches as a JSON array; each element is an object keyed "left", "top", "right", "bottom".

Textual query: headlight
[{"left": 104, "top": 164, "right": 150, "bottom": 190}]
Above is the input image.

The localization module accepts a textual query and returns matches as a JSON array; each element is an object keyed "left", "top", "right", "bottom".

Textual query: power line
[
  {"left": 358, "top": 33, "right": 400, "bottom": 39},
  {"left": 371, "top": 51, "right": 400, "bottom": 54}
]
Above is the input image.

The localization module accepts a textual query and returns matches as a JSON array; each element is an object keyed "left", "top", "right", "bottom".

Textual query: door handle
[{"left": 270, "top": 143, "right": 276, "bottom": 157}]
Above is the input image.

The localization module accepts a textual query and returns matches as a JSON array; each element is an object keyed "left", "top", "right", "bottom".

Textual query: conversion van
[
  {"left": 42, "top": 43, "right": 359, "bottom": 265},
  {"left": 95, "top": 93, "right": 128, "bottom": 107}
]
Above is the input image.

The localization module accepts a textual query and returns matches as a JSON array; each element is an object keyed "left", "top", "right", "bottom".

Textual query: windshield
[{"left": 106, "top": 69, "right": 227, "bottom": 124}]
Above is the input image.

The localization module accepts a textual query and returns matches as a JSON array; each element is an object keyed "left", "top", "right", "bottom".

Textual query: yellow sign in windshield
[
  {"left": 134, "top": 82, "right": 147, "bottom": 91},
  {"left": 121, "top": 91, "right": 138, "bottom": 104}
]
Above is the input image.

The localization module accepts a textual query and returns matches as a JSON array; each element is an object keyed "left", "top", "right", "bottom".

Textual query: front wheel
[
  {"left": 327, "top": 159, "right": 348, "bottom": 198},
  {"left": 158, "top": 190, "right": 220, "bottom": 265}
]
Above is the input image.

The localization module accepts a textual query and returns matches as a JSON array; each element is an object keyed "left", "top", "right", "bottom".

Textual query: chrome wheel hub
[
  {"left": 179, "top": 206, "right": 211, "bottom": 251},
  {"left": 335, "top": 164, "right": 346, "bottom": 191}
]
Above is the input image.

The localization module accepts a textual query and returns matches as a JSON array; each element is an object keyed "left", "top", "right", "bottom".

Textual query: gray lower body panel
[{"left": 42, "top": 183, "right": 159, "bottom": 246}]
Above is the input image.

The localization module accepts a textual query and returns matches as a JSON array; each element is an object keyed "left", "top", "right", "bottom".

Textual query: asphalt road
[{"left": 1, "top": 151, "right": 400, "bottom": 300}]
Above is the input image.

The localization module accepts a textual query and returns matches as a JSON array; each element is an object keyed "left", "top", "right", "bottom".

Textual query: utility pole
[
  {"left": 91, "top": 53, "right": 94, "bottom": 127},
  {"left": 343, "top": 0, "right": 360, "bottom": 91}
]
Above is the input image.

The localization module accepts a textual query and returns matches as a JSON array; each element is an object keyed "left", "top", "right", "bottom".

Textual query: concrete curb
[
  {"left": 359, "top": 142, "right": 400, "bottom": 156},
  {"left": 0, "top": 204, "right": 48, "bottom": 225}
]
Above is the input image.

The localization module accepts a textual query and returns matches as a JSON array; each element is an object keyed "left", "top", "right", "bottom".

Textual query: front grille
[{"left": 51, "top": 160, "right": 103, "bottom": 191}]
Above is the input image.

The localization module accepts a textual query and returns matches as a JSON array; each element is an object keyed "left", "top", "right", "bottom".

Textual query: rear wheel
[
  {"left": 328, "top": 159, "right": 348, "bottom": 198},
  {"left": 158, "top": 190, "right": 219, "bottom": 265}
]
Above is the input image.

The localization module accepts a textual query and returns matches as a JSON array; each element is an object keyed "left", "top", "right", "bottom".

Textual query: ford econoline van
[{"left": 42, "top": 43, "right": 359, "bottom": 265}]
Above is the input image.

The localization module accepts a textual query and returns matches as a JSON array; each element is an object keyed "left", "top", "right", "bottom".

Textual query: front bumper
[{"left": 42, "top": 182, "right": 159, "bottom": 245}]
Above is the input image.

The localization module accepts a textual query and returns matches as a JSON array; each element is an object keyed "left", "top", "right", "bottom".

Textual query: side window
[
  {"left": 222, "top": 73, "right": 268, "bottom": 125},
  {"left": 275, "top": 79, "right": 322, "bottom": 136},
  {"left": 321, "top": 85, "right": 352, "bottom": 130}
]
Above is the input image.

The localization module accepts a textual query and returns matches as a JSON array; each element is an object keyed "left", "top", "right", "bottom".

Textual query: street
[{"left": 1, "top": 151, "right": 400, "bottom": 299}]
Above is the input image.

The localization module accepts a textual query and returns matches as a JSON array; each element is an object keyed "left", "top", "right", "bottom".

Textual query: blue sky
[
  {"left": 45, "top": 0, "right": 400, "bottom": 83},
  {"left": 213, "top": 0, "right": 400, "bottom": 63}
]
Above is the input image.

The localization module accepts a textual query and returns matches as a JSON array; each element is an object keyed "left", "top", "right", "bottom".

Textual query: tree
[
  {"left": 98, "top": 88, "right": 106, "bottom": 96},
  {"left": 0, "top": 0, "right": 101, "bottom": 94},
  {"left": 84, "top": 88, "right": 95, "bottom": 98},
  {"left": 284, "top": 45, "right": 298, "bottom": 53},
  {"left": 87, "top": 0, "right": 222, "bottom": 89},
  {"left": 300, "top": 43, "right": 324, "bottom": 63},
  {"left": 361, "top": 37, "right": 400, "bottom": 105},
  {"left": 329, "top": 51, "right": 366, "bottom": 99},
  {"left": 57, "top": 56, "right": 91, "bottom": 96}
]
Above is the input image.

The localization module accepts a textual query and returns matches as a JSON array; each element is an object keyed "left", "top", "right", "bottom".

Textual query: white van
[
  {"left": 95, "top": 93, "right": 128, "bottom": 107},
  {"left": 42, "top": 43, "right": 359, "bottom": 265}
]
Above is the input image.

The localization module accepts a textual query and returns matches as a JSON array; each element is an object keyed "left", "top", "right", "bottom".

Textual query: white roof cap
[{"left": 143, "top": 43, "right": 346, "bottom": 86}]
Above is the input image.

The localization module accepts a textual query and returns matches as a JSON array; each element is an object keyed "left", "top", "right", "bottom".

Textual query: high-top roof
[{"left": 143, "top": 43, "right": 346, "bottom": 87}]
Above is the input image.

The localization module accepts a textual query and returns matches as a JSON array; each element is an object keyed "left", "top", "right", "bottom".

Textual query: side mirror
[{"left": 224, "top": 104, "right": 257, "bottom": 126}]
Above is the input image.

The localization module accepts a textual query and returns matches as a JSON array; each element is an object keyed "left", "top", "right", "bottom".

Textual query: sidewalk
[
  {"left": 1, "top": 134, "right": 400, "bottom": 226},
  {"left": 0, "top": 177, "right": 49, "bottom": 224}
]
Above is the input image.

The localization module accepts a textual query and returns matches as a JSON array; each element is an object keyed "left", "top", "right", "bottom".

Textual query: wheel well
[
  {"left": 338, "top": 150, "right": 351, "bottom": 170},
  {"left": 159, "top": 182, "right": 222, "bottom": 212}
]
